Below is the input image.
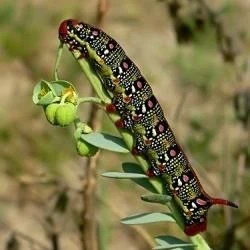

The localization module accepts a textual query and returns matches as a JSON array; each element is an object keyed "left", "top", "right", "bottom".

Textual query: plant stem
[
  {"left": 53, "top": 43, "right": 64, "bottom": 81},
  {"left": 78, "top": 96, "right": 103, "bottom": 106}
]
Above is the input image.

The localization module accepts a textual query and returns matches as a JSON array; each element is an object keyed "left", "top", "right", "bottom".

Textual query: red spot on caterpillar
[
  {"left": 92, "top": 30, "right": 99, "bottom": 36},
  {"left": 123, "top": 96, "right": 131, "bottom": 104},
  {"left": 147, "top": 168, "right": 155, "bottom": 177},
  {"left": 196, "top": 198, "right": 207, "bottom": 206},
  {"left": 132, "top": 115, "right": 140, "bottom": 122},
  {"left": 210, "top": 198, "right": 238, "bottom": 208},
  {"left": 115, "top": 119, "right": 124, "bottom": 128},
  {"left": 59, "top": 19, "right": 78, "bottom": 41},
  {"left": 170, "top": 149, "right": 176, "bottom": 157},
  {"left": 147, "top": 100, "right": 154, "bottom": 108},
  {"left": 122, "top": 61, "right": 129, "bottom": 69},
  {"left": 136, "top": 80, "right": 143, "bottom": 89},
  {"left": 131, "top": 147, "right": 138, "bottom": 155},
  {"left": 184, "top": 220, "right": 207, "bottom": 236},
  {"left": 183, "top": 174, "right": 189, "bottom": 183},
  {"left": 113, "top": 78, "right": 120, "bottom": 85},
  {"left": 159, "top": 164, "right": 165, "bottom": 173},
  {"left": 158, "top": 124, "right": 165, "bottom": 133},
  {"left": 144, "top": 138, "right": 151, "bottom": 145},
  {"left": 108, "top": 43, "right": 115, "bottom": 49},
  {"left": 106, "top": 103, "right": 117, "bottom": 113}
]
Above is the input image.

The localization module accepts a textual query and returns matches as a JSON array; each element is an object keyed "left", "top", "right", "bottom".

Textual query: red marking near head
[
  {"left": 106, "top": 103, "right": 117, "bottom": 113},
  {"left": 132, "top": 115, "right": 140, "bottom": 122},
  {"left": 210, "top": 198, "right": 238, "bottom": 208},
  {"left": 158, "top": 164, "right": 165, "bottom": 173},
  {"left": 115, "top": 119, "right": 124, "bottom": 128},
  {"left": 144, "top": 138, "right": 151, "bottom": 145},
  {"left": 146, "top": 168, "right": 155, "bottom": 177},
  {"left": 184, "top": 220, "right": 207, "bottom": 236},
  {"left": 113, "top": 78, "right": 120, "bottom": 85},
  {"left": 131, "top": 147, "right": 138, "bottom": 155},
  {"left": 123, "top": 96, "right": 131, "bottom": 104},
  {"left": 58, "top": 19, "right": 79, "bottom": 41}
]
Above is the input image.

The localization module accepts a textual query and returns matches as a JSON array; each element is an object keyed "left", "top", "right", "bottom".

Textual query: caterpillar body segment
[{"left": 59, "top": 19, "right": 238, "bottom": 236}]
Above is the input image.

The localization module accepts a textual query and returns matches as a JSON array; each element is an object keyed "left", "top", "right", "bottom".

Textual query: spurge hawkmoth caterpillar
[{"left": 58, "top": 19, "right": 238, "bottom": 236}]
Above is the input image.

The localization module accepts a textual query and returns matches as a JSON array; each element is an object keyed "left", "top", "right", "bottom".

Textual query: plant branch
[
  {"left": 79, "top": 2, "right": 109, "bottom": 250},
  {"left": 14, "top": 230, "right": 50, "bottom": 250}
]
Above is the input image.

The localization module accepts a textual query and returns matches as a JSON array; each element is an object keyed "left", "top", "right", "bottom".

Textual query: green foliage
[
  {"left": 0, "top": 0, "right": 15, "bottom": 25},
  {"left": 173, "top": 46, "right": 227, "bottom": 94},
  {"left": 141, "top": 194, "right": 172, "bottom": 205},
  {"left": 186, "top": 112, "right": 219, "bottom": 165},
  {"left": 81, "top": 132, "right": 130, "bottom": 153},
  {"left": 101, "top": 171, "right": 148, "bottom": 179},
  {"left": 154, "top": 235, "right": 195, "bottom": 250},
  {"left": 0, "top": 2, "right": 45, "bottom": 60},
  {"left": 121, "top": 212, "right": 175, "bottom": 225},
  {"left": 122, "top": 162, "right": 159, "bottom": 193},
  {"left": 33, "top": 80, "right": 77, "bottom": 105},
  {"left": 76, "top": 138, "right": 99, "bottom": 157}
]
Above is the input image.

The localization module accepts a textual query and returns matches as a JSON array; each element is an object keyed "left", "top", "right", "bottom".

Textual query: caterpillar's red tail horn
[{"left": 210, "top": 198, "right": 238, "bottom": 208}]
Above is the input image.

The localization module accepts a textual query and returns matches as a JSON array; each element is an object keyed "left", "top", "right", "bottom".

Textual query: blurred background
[{"left": 0, "top": 0, "right": 250, "bottom": 249}]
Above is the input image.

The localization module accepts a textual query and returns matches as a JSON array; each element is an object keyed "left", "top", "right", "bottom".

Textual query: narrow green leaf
[
  {"left": 121, "top": 212, "right": 175, "bottom": 225},
  {"left": 37, "top": 92, "right": 58, "bottom": 105},
  {"left": 153, "top": 244, "right": 195, "bottom": 250},
  {"left": 122, "top": 162, "right": 158, "bottom": 193},
  {"left": 141, "top": 194, "right": 172, "bottom": 204},
  {"left": 81, "top": 132, "right": 129, "bottom": 153},
  {"left": 101, "top": 172, "right": 148, "bottom": 179},
  {"left": 154, "top": 236, "right": 195, "bottom": 250}
]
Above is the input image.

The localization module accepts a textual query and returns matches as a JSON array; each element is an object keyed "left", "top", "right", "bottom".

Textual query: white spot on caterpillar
[
  {"left": 178, "top": 179, "right": 182, "bottom": 186},
  {"left": 164, "top": 154, "right": 169, "bottom": 161},
  {"left": 131, "top": 86, "right": 136, "bottom": 93},
  {"left": 152, "top": 129, "right": 157, "bottom": 137},
  {"left": 118, "top": 67, "right": 123, "bottom": 74},
  {"left": 192, "top": 202, "right": 197, "bottom": 209},
  {"left": 90, "top": 35, "right": 94, "bottom": 39},
  {"left": 190, "top": 208, "right": 194, "bottom": 212},
  {"left": 104, "top": 49, "right": 109, "bottom": 55},
  {"left": 142, "top": 105, "right": 146, "bottom": 113}
]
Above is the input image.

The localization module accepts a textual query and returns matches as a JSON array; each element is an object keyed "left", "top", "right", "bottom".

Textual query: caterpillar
[{"left": 58, "top": 19, "right": 238, "bottom": 236}]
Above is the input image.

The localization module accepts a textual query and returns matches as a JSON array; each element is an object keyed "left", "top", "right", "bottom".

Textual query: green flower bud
[
  {"left": 81, "top": 124, "right": 93, "bottom": 134},
  {"left": 76, "top": 139, "right": 98, "bottom": 157},
  {"left": 45, "top": 103, "right": 60, "bottom": 125},
  {"left": 55, "top": 103, "right": 77, "bottom": 127}
]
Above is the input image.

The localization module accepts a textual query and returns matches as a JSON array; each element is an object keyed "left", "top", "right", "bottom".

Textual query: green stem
[
  {"left": 78, "top": 97, "right": 103, "bottom": 106},
  {"left": 53, "top": 43, "right": 64, "bottom": 81},
  {"left": 58, "top": 46, "right": 211, "bottom": 250}
]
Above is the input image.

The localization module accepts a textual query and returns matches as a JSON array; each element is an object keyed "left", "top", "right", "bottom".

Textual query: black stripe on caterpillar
[{"left": 58, "top": 19, "right": 238, "bottom": 236}]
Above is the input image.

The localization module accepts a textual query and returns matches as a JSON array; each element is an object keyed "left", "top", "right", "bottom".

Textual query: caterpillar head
[{"left": 58, "top": 19, "right": 79, "bottom": 44}]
